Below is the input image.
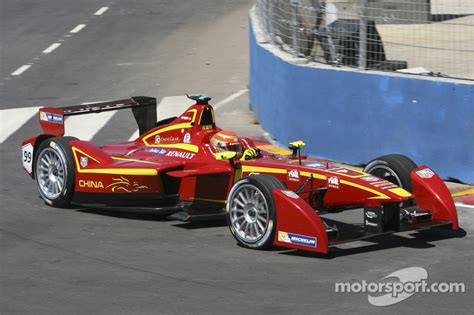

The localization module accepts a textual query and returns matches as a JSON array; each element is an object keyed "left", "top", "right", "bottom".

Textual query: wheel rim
[
  {"left": 366, "top": 164, "right": 402, "bottom": 187},
  {"left": 228, "top": 184, "right": 269, "bottom": 243},
  {"left": 36, "top": 148, "right": 66, "bottom": 199}
]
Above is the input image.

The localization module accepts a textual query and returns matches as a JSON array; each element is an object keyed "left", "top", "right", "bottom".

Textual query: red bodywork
[{"left": 21, "top": 97, "right": 459, "bottom": 253}]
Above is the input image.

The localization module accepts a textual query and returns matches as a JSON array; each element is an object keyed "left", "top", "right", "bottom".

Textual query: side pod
[
  {"left": 411, "top": 166, "right": 459, "bottom": 230},
  {"left": 272, "top": 189, "right": 328, "bottom": 253}
]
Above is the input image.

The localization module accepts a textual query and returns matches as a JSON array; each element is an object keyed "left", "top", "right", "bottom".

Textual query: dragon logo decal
[{"left": 105, "top": 176, "right": 149, "bottom": 193}]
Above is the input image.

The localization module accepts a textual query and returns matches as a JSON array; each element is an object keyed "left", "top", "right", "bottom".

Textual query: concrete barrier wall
[{"left": 249, "top": 12, "right": 474, "bottom": 183}]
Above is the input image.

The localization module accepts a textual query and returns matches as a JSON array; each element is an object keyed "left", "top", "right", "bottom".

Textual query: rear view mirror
[
  {"left": 289, "top": 140, "right": 306, "bottom": 149},
  {"left": 215, "top": 151, "right": 237, "bottom": 161},
  {"left": 288, "top": 140, "right": 306, "bottom": 165}
]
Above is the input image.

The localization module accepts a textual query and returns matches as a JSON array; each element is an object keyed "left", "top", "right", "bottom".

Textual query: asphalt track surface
[{"left": 1, "top": 1, "right": 473, "bottom": 314}]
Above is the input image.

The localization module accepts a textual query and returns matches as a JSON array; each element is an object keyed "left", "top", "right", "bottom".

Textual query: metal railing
[{"left": 255, "top": 0, "right": 474, "bottom": 80}]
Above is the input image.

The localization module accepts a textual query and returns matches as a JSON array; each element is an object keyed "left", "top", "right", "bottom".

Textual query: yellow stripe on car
[
  {"left": 388, "top": 187, "right": 412, "bottom": 198},
  {"left": 242, "top": 165, "right": 287, "bottom": 174},
  {"left": 255, "top": 144, "right": 292, "bottom": 155},
  {"left": 77, "top": 168, "right": 157, "bottom": 175},
  {"left": 111, "top": 156, "right": 159, "bottom": 165},
  {"left": 142, "top": 109, "right": 197, "bottom": 146},
  {"left": 72, "top": 147, "right": 100, "bottom": 164},
  {"left": 149, "top": 143, "right": 199, "bottom": 153},
  {"left": 72, "top": 147, "right": 158, "bottom": 176},
  {"left": 242, "top": 165, "right": 394, "bottom": 200},
  {"left": 340, "top": 179, "right": 390, "bottom": 200}
]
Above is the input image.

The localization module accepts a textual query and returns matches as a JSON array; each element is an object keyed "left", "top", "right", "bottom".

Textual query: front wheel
[
  {"left": 35, "top": 137, "right": 77, "bottom": 207},
  {"left": 226, "top": 174, "right": 284, "bottom": 250},
  {"left": 364, "top": 154, "right": 418, "bottom": 192}
]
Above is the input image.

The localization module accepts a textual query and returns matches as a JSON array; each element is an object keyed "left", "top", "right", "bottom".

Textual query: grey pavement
[{"left": 1, "top": 1, "right": 473, "bottom": 314}]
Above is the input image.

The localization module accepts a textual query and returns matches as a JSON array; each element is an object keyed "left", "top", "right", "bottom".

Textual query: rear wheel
[
  {"left": 35, "top": 137, "right": 77, "bottom": 207},
  {"left": 226, "top": 174, "right": 284, "bottom": 249},
  {"left": 364, "top": 154, "right": 418, "bottom": 192}
]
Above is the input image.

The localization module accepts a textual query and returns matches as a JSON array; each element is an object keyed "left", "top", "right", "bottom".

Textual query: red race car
[{"left": 21, "top": 95, "right": 459, "bottom": 254}]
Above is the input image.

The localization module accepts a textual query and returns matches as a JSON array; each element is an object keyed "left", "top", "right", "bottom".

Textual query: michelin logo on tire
[{"left": 278, "top": 231, "right": 317, "bottom": 248}]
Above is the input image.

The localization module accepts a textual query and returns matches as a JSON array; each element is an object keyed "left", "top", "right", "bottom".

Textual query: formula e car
[{"left": 21, "top": 95, "right": 459, "bottom": 253}]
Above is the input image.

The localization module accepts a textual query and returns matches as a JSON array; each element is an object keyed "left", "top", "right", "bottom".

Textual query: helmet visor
[{"left": 226, "top": 143, "right": 243, "bottom": 154}]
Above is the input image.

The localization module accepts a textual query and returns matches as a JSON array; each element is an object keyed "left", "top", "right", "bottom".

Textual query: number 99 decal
[{"left": 22, "top": 143, "right": 34, "bottom": 174}]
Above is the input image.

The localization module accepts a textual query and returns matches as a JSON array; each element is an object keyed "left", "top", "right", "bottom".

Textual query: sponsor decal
[
  {"left": 249, "top": 172, "right": 260, "bottom": 176},
  {"left": 155, "top": 135, "right": 179, "bottom": 144},
  {"left": 416, "top": 168, "right": 435, "bottom": 179},
  {"left": 373, "top": 181, "right": 392, "bottom": 187},
  {"left": 166, "top": 151, "right": 195, "bottom": 159},
  {"left": 328, "top": 176, "right": 340, "bottom": 189},
  {"left": 180, "top": 115, "right": 192, "bottom": 121},
  {"left": 306, "top": 162, "right": 326, "bottom": 168},
  {"left": 105, "top": 176, "right": 148, "bottom": 193},
  {"left": 278, "top": 231, "right": 317, "bottom": 248},
  {"left": 22, "top": 143, "right": 34, "bottom": 173},
  {"left": 365, "top": 210, "right": 378, "bottom": 219},
  {"left": 183, "top": 133, "right": 191, "bottom": 144},
  {"left": 40, "top": 112, "right": 63, "bottom": 124},
  {"left": 126, "top": 148, "right": 167, "bottom": 155},
  {"left": 371, "top": 181, "right": 398, "bottom": 189},
  {"left": 149, "top": 148, "right": 168, "bottom": 155},
  {"left": 79, "top": 180, "right": 104, "bottom": 189},
  {"left": 288, "top": 169, "right": 300, "bottom": 182},
  {"left": 80, "top": 156, "right": 88, "bottom": 168},
  {"left": 365, "top": 220, "right": 379, "bottom": 227},
  {"left": 281, "top": 190, "right": 299, "bottom": 199},
  {"left": 160, "top": 136, "right": 179, "bottom": 143},
  {"left": 329, "top": 168, "right": 348, "bottom": 173},
  {"left": 361, "top": 176, "right": 380, "bottom": 182}
]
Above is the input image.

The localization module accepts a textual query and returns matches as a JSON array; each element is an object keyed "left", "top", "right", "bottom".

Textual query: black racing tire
[
  {"left": 34, "top": 137, "right": 77, "bottom": 208},
  {"left": 363, "top": 154, "right": 418, "bottom": 192},
  {"left": 226, "top": 174, "right": 285, "bottom": 250}
]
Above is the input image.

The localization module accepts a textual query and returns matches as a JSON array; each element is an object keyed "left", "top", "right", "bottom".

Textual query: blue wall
[{"left": 249, "top": 18, "right": 474, "bottom": 183}]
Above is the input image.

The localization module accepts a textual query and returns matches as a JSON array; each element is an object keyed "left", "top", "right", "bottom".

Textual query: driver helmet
[{"left": 210, "top": 130, "right": 243, "bottom": 154}]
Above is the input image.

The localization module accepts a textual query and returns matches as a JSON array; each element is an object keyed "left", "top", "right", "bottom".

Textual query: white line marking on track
[
  {"left": 128, "top": 96, "right": 195, "bottom": 141},
  {"left": 11, "top": 65, "right": 32, "bottom": 76},
  {"left": 42, "top": 43, "right": 61, "bottom": 54},
  {"left": 0, "top": 107, "right": 41, "bottom": 143},
  {"left": 455, "top": 202, "right": 474, "bottom": 209},
  {"left": 70, "top": 24, "right": 86, "bottom": 33},
  {"left": 94, "top": 7, "right": 109, "bottom": 15},
  {"left": 213, "top": 89, "right": 248, "bottom": 109},
  {"left": 65, "top": 111, "right": 116, "bottom": 141}
]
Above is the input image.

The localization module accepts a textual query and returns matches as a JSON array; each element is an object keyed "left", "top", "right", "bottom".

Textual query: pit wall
[{"left": 249, "top": 9, "right": 474, "bottom": 183}]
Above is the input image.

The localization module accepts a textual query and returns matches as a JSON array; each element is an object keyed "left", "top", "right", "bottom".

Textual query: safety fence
[{"left": 255, "top": 0, "right": 474, "bottom": 80}]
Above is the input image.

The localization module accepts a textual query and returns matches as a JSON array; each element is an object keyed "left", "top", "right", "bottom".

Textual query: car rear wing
[{"left": 38, "top": 96, "right": 157, "bottom": 137}]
